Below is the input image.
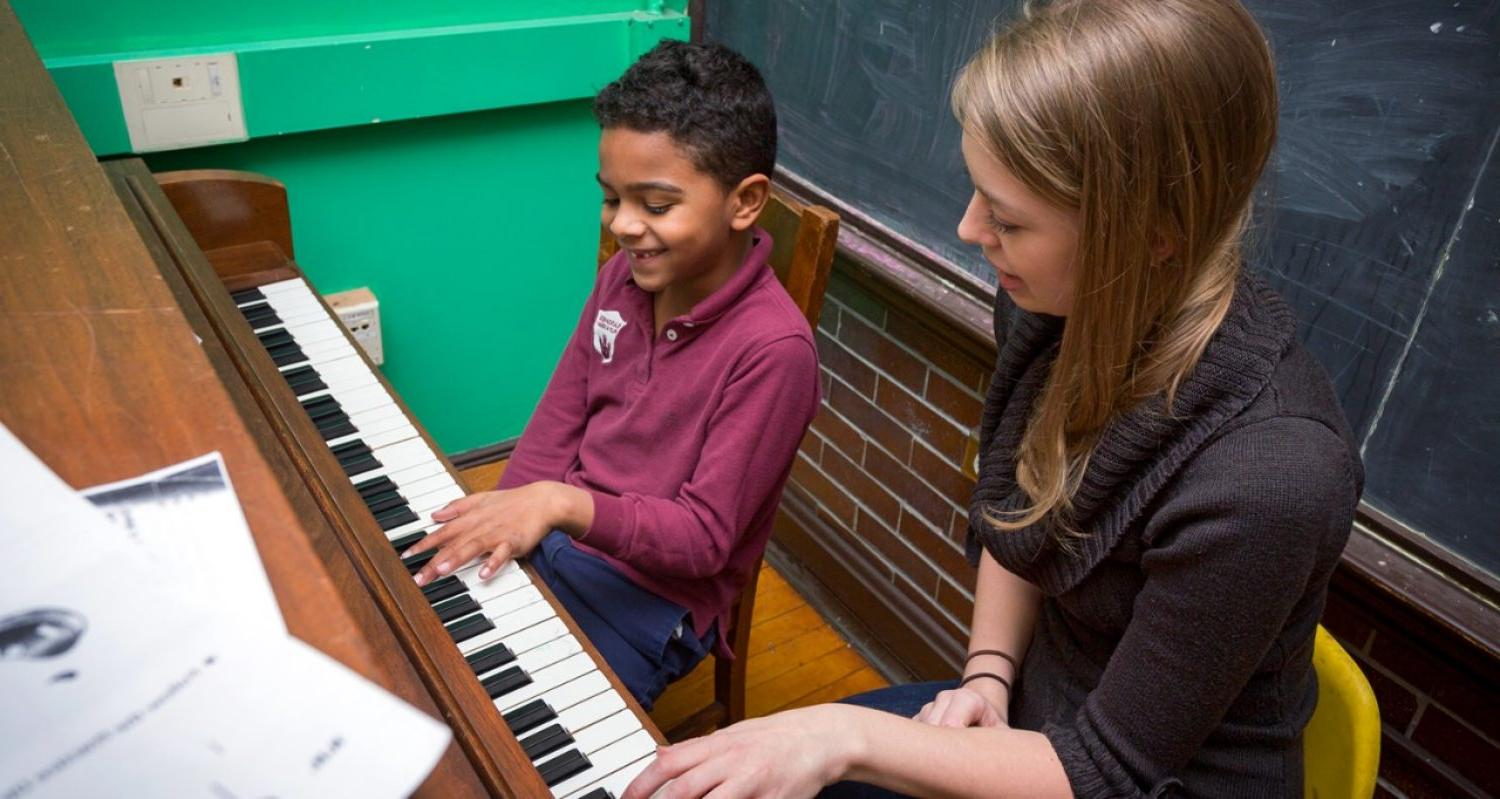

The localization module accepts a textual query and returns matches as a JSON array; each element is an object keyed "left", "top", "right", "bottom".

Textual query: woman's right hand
[{"left": 913, "top": 686, "right": 1007, "bottom": 729}]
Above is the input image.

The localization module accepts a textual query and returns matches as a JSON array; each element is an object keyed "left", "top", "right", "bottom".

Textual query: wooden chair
[
  {"left": 598, "top": 188, "right": 839, "bottom": 740},
  {"left": 1303, "top": 626, "right": 1381, "bottom": 798}
]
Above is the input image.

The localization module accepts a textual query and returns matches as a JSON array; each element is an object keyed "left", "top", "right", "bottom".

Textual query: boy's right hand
[{"left": 404, "top": 483, "right": 575, "bottom": 587}]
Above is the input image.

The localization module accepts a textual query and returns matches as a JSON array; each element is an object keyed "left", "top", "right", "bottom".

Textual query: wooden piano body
[{"left": 1, "top": 7, "right": 661, "bottom": 796}]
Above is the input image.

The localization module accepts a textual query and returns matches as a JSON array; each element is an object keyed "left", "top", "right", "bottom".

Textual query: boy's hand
[{"left": 405, "top": 482, "right": 589, "bottom": 587}]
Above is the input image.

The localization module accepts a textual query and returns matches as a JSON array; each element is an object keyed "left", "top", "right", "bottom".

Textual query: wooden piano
[{"left": 1, "top": 7, "right": 662, "bottom": 797}]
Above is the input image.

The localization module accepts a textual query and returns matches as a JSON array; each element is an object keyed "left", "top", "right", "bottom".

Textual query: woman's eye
[{"left": 987, "top": 216, "right": 1017, "bottom": 234}]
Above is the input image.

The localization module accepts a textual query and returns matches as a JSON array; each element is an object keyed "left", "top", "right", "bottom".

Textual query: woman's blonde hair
[{"left": 952, "top": 0, "right": 1278, "bottom": 535}]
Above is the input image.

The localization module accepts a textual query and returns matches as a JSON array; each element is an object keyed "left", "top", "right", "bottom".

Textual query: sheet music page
[
  {"left": 1, "top": 425, "right": 452, "bottom": 798},
  {"left": 82, "top": 453, "right": 285, "bottom": 638}
]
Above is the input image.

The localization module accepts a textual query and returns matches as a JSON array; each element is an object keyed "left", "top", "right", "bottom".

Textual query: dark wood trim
[
  {"left": 772, "top": 486, "right": 965, "bottom": 681},
  {"left": 775, "top": 167, "right": 1500, "bottom": 666},
  {"left": 449, "top": 437, "right": 518, "bottom": 470},
  {"left": 688, "top": 0, "right": 706, "bottom": 42}
]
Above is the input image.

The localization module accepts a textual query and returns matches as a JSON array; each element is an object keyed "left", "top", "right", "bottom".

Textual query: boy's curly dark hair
[{"left": 594, "top": 39, "right": 777, "bottom": 189}]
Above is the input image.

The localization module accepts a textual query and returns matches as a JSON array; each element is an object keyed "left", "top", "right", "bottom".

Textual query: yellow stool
[{"left": 1304, "top": 626, "right": 1381, "bottom": 798}]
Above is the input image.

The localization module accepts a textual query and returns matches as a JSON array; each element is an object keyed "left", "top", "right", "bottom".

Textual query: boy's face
[{"left": 597, "top": 128, "right": 758, "bottom": 295}]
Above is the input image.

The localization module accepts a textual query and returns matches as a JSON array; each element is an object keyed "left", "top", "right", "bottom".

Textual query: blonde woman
[{"left": 625, "top": 1, "right": 1362, "bottom": 796}]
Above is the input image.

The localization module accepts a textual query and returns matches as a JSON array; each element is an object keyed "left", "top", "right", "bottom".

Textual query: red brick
[
  {"left": 790, "top": 452, "right": 856, "bottom": 527},
  {"left": 885, "top": 305, "right": 991, "bottom": 392},
  {"left": 863, "top": 443, "right": 959, "bottom": 531},
  {"left": 935, "top": 577, "right": 976, "bottom": 628},
  {"left": 816, "top": 303, "right": 839, "bottom": 335},
  {"left": 820, "top": 444, "right": 901, "bottom": 525},
  {"left": 926, "top": 371, "right": 984, "bottom": 428},
  {"left": 1411, "top": 705, "right": 1500, "bottom": 796},
  {"left": 828, "top": 378, "right": 912, "bottom": 461},
  {"left": 1351, "top": 651, "right": 1420, "bottom": 732},
  {"left": 889, "top": 567, "right": 967, "bottom": 646},
  {"left": 798, "top": 429, "right": 822, "bottom": 462},
  {"left": 810, "top": 406, "right": 865, "bottom": 462},
  {"left": 836, "top": 311, "right": 928, "bottom": 396},
  {"left": 1369, "top": 632, "right": 1500, "bottom": 741},
  {"left": 816, "top": 330, "right": 876, "bottom": 398},
  {"left": 855, "top": 507, "right": 940, "bottom": 595},
  {"left": 911, "top": 440, "right": 976, "bottom": 506},
  {"left": 874, "top": 375, "right": 970, "bottom": 462},
  {"left": 898, "top": 509, "right": 973, "bottom": 583},
  {"left": 1320, "top": 592, "right": 1376, "bottom": 653},
  {"left": 826, "top": 271, "right": 887, "bottom": 327},
  {"left": 948, "top": 508, "right": 972, "bottom": 548}
]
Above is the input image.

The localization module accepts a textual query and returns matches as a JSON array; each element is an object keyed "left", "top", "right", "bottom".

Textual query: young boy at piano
[{"left": 405, "top": 40, "right": 820, "bottom": 709}]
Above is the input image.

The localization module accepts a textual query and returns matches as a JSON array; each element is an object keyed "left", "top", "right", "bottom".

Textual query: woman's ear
[
  {"left": 728, "top": 174, "right": 772, "bottom": 231},
  {"left": 1151, "top": 225, "right": 1180, "bottom": 264}
]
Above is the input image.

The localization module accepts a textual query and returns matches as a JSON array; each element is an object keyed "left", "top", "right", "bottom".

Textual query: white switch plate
[
  {"left": 113, "top": 53, "right": 247, "bottom": 152},
  {"left": 326, "top": 287, "right": 383, "bottom": 366}
]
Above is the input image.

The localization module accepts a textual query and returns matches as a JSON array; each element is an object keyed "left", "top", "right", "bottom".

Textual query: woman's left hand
[{"left": 623, "top": 705, "right": 855, "bottom": 799}]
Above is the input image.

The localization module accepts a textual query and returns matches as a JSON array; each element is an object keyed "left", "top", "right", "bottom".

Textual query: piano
[{"left": 1, "top": 7, "right": 662, "bottom": 797}]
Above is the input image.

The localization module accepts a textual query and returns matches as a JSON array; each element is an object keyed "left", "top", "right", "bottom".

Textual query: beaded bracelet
[
  {"left": 959, "top": 672, "right": 1011, "bottom": 692},
  {"left": 965, "top": 648, "right": 1019, "bottom": 672}
]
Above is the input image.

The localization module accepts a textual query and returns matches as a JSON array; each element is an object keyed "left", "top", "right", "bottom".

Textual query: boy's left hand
[{"left": 405, "top": 482, "right": 582, "bottom": 586}]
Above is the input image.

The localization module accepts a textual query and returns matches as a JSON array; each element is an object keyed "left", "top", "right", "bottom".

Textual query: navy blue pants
[
  {"left": 818, "top": 681, "right": 959, "bottom": 799},
  {"left": 527, "top": 531, "right": 715, "bottom": 710}
]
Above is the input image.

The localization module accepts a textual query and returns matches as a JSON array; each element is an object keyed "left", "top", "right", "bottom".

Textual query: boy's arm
[{"left": 576, "top": 335, "right": 819, "bottom": 578}]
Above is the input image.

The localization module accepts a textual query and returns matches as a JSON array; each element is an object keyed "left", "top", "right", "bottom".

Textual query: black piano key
[
  {"left": 575, "top": 790, "right": 614, "bottom": 799},
  {"left": 538, "top": 749, "right": 592, "bottom": 788},
  {"left": 241, "top": 304, "right": 281, "bottom": 328},
  {"left": 268, "top": 343, "right": 306, "bottom": 367},
  {"left": 377, "top": 508, "right": 420, "bottom": 532},
  {"left": 339, "top": 452, "right": 381, "bottom": 477},
  {"left": 282, "top": 365, "right": 327, "bottom": 394},
  {"left": 465, "top": 642, "right": 516, "bottom": 676},
  {"left": 446, "top": 613, "right": 495, "bottom": 645},
  {"left": 432, "top": 594, "right": 483, "bottom": 624},
  {"left": 521, "top": 724, "right": 574, "bottom": 762},
  {"left": 230, "top": 287, "right": 265, "bottom": 304},
  {"left": 302, "top": 396, "right": 345, "bottom": 422},
  {"left": 372, "top": 499, "right": 414, "bottom": 521},
  {"left": 503, "top": 699, "right": 557, "bottom": 737},
  {"left": 419, "top": 573, "right": 463, "bottom": 602},
  {"left": 390, "top": 530, "right": 428, "bottom": 553},
  {"left": 480, "top": 665, "right": 533, "bottom": 700},
  {"left": 355, "top": 475, "right": 396, "bottom": 498},
  {"left": 364, "top": 489, "right": 408, "bottom": 516},
  {"left": 319, "top": 419, "right": 358, "bottom": 441},
  {"left": 257, "top": 328, "right": 295, "bottom": 348},
  {"left": 331, "top": 439, "right": 371, "bottom": 459},
  {"left": 402, "top": 549, "right": 436, "bottom": 574}
]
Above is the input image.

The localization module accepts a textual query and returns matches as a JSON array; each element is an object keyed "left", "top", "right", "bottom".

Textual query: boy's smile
[{"left": 597, "top": 128, "right": 766, "bottom": 330}]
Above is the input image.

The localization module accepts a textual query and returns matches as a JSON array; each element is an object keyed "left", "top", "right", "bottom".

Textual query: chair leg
[{"left": 716, "top": 650, "right": 747, "bottom": 724}]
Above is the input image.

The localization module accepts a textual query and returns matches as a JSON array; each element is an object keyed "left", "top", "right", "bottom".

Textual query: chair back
[{"left": 1304, "top": 626, "right": 1381, "bottom": 798}]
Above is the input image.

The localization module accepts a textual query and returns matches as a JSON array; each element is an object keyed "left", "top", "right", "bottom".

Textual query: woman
[{"left": 626, "top": 0, "right": 1362, "bottom": 796}]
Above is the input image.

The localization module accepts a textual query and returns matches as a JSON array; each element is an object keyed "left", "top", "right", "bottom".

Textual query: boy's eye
[
  {"left": 602, "top": 197, "right": 621, "bottom": 208},
  {"left": 644, "top": 203, "right": 673, "bottom": 215}
]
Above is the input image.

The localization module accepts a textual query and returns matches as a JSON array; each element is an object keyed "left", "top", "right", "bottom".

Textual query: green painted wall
[{"left": 15, "top": 1, "right": 689, "bottom": 454}]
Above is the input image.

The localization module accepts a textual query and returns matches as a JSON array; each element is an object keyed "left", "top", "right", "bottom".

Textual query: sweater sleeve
[
  {"left": 578, "top": 335, "right": 820, "bottom": 578},
  {"left": 1043, "top": 416, "right": 1358, "bottom": 798},
  {"left": 497, "top": 277, "right": 601, "bottom": 489}
]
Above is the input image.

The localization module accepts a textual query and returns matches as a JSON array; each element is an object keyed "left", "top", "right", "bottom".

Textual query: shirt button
[{"left": 666, "top": 329, "right": 679, "bottom": 341}]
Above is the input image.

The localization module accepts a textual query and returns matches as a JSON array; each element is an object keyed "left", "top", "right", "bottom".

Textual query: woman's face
[{"left": 956, "top": 133, "right": 1081, "bottom": 317}]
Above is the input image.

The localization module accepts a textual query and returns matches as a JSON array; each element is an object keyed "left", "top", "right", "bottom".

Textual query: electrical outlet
[
  {"left": 113, "top": 53, "right": 247, "bottom": 152},
  {"left": 326, "top": 288, "right": 383, "bottom": 366}
]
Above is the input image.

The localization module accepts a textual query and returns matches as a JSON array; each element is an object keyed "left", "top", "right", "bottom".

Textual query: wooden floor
[{"left": 458, "top": 461, "right": 888, "bottom": 735}]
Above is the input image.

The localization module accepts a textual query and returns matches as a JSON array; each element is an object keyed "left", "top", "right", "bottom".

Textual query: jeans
[{"left": 527, "top": 531, "right": 716, "bottom": 709}]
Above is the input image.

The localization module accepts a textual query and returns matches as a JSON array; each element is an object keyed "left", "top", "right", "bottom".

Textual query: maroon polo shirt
[{"left": 499, "top": 230, "right": 820, "bottom": 653}]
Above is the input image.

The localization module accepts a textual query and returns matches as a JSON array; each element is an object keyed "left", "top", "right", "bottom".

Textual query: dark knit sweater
[{"left": 967, "top": 273, "right": 1363, "bottom": 798}]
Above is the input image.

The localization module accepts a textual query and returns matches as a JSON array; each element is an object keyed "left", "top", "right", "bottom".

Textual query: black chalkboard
[{"left": 708, "top": 0, "right": 1500, "bottom": 576}]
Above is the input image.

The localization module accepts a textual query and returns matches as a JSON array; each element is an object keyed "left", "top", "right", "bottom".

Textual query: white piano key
[
  {"left": 487, "top": 591, "right": 555, "bottom": 640},
  {"left": 258, "top": 277, "right": 307, "bottom": 296},
  {"left": 554, "top": 687, "right": 626, "bottom": 737},
  {"left": 497, "top": 652, "right": 597, "bottom": 713},
  {"left": 302, "top": 336, "right": 358, "bottom": 362},
  {"left": 395, "top": 471, "right": 458, "bottom": 501},
  {"left": 496, "top": 617, "right": 570, "bottom": 658},
  {"left": 379, "top": 459, "right": 448, "bottom": 492},
  {"left": 339, "top": 383, "right": 396, "bottom": 415},
  {"left": 542, "top": 672, "right": 614, "bottom": 717},
  {"left": 479, "top": 635, "right": 581, "bottom": 683},
  {"left": 357, "top": 422, "right": 421, "bottom": 451},
  {"left": 407, "top": 484, "right": 465, "bottom": 515},
  {"left": 565, "top": 753, "right": 655, "bottom": 799},
  {"left": 457, "top": 563, "right": 533, "bottom": 604},
  {"left": 569, "top": 710, "right": 640, "bottom": 756},
  {"left": 548, "top": 730, "right": 657, "bottom": 799}
]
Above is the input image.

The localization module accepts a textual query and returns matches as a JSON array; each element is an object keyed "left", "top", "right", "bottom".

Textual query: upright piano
[{"left": 0, "top": 7, "right": 662, "bottom": 797}]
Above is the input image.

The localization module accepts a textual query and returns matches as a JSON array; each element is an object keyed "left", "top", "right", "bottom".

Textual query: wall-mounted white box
[
  {"left": 113, "top": 53, "right": 247, "bottom": 153},
  {"left": 326, "top": 288, "right": 383, "bottom": 366}
]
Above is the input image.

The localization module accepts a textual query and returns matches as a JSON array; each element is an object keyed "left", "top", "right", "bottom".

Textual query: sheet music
[
  {"left": 83, "top": 453, "right": 284, "bottom": 638},
  {"left": 1, "top": 425, "right": 451, "bottom": 798}
]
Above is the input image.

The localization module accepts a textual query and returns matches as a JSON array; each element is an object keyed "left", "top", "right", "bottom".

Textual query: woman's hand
[
  {"left": 406, "top": 481, "right": 588, "bottom": 586},
  {"left": 623, "top": 705, "right": 856, "bottom": 799},
  {"left": 913, "top": 686, "right": 1007, "bottom": 729}
]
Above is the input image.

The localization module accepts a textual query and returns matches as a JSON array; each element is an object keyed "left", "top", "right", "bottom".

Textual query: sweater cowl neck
[{"left": 967, "top": 271, "right": 1299, "bottom": 595}]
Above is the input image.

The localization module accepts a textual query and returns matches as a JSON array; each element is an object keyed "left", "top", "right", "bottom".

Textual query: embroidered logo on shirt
[{"left": 593, "top": 309, "right": 626, "bottom": 364}]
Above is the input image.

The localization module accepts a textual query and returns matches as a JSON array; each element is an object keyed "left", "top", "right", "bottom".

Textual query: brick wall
[{"left": 773, "top": 254, "right": 1499, "bottom": 798}]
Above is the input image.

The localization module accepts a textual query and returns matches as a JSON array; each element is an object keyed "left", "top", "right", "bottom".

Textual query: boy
[{"left": 406, "top": 40, "right": 820, "bottom": 708}]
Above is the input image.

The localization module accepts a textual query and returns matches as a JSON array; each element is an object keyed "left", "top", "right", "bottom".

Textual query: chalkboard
[{"left": 707, "top": 0, "right": 1500, "bottom": 577}]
